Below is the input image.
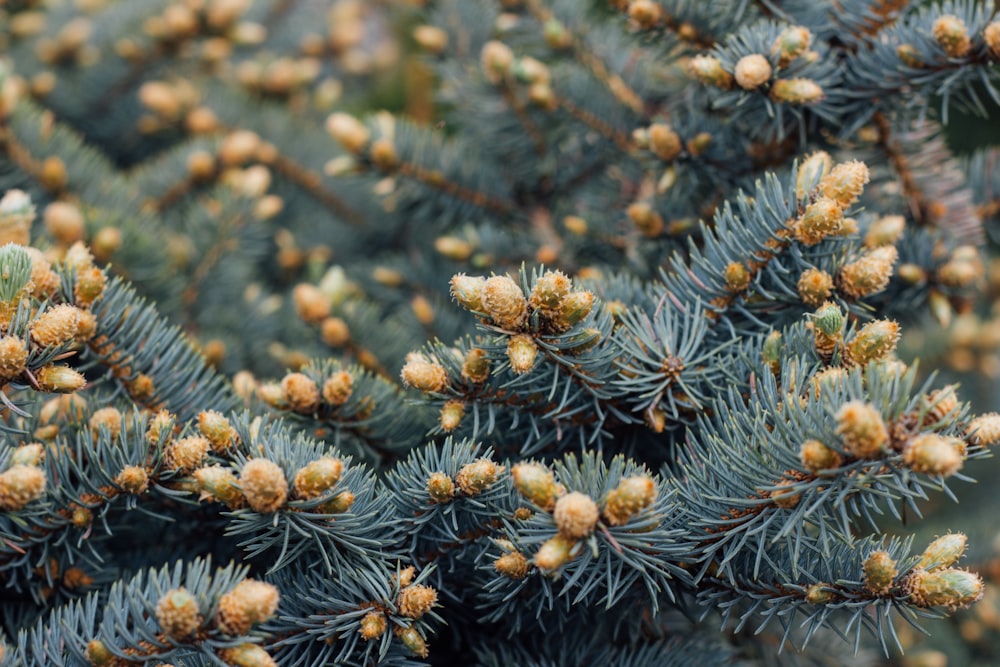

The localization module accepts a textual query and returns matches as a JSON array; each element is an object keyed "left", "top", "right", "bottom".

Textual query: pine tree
[{"left": 1, "top": 0, "right": 1000, "bottom": 665}]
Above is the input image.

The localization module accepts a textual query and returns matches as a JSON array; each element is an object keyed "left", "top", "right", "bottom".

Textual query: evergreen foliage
[{"left": 0, "top": 0, "right": 999, "bottom": 665}]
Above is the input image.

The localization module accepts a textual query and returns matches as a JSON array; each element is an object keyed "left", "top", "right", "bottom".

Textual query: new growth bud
[
  {"left": 932, "top": 15, "right": 971, "bottom": 58},
  {"left": 293, "top": 457, "right": 343, "bottom": 500},
  {"left": 835, "top": 401, "right": 888, "bottom": 459},
  {"left": 846, "top": 319, "right": 900, "bottom": 367},
  {"left": 603, "top": 475, "right": 656, "bottom": 525},
  {"left": 734, "top": 54, "right": 772, "bottom": 90},
  {"left": 512, "top": 462, "right": 561, "bottom": 511},
  {"left": 903, "top": 434, "right": 964, "bottom": 477},
  {"left": 481, "top": 275, "right": 528, "bottom": 330},
  {"left": 0, "top": 464, "right": 46, "bottom": 510},
  {"left": 863, "top": 550, "right": 897, "bottom": 595},
  {"left": 553, "top": 491, "right": 599, "bottom": 538},
  {"left": 916, "top": 533, "right": 967, "bottom": 571},
  {"left": 688, "top": 55, "right": 732, "bottom": 88},
  {"left": 240, "top": 459, "right": 288, "bottom": 513},
  {"left": 216, "top": 579, "right": 281, "bottom": 635},
  {"left": 401, "top": 355, "right": 448, "bottom": 393},
  {"left": 906, "top": 568, "right": 984, "bottom": 609},
  {"left": 156, "top": 588, "right": 201, "bottom": 639},
  {"left": 455, "top": 458, "right": 503, "bottom": 496}
]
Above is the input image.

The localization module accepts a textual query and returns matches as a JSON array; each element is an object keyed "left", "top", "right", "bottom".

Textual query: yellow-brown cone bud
[
  {"left": 903, "top": 434, "right": 964, "bottom": 477},
  {"left": 863, "top": 550, "right": 897, "bottom": 595},
  {"left": 24, "top": 249, "right": 59, "bottom": 300},
  {"left": 534, "top": 534, "right": 578, "bottom": 572},
  {"left": 772, "top": 25, "right": 812, "bottom": 65},
  {"left": 147, "top": 409, "right": 174, "bottom": 447},
  {"left": 481, "top": 40, "right": 514, "bottom": 85},
  {"left": 796, "top": 151, "right": 832, "bottom": 200},
  {"left": 198, "top": 410, "right": 237, "bottom": 451},
  {"left": 648, "top": 123, "right": 682, "bottom": 161},
  {"left": 436, "top": 236, "right": 473, "bottom": 261},
  {"left": 0, "top": 190, "right": 34, "bottom": 246},
  {"left": 12, "top": 443, "right": 44, "bottom": 467},
  {"left": 0, "top": 336, "right": 28, "bottom": 380},
  {"left": 603, "top": 475, "right": 657, "bottom": 525},
  {"left": 86, "top": 640, "right": 113, "bottom": 666},
  {"left": 73, "top": 266, "right": 106, "bottom": 308},
  {"left": 506, "top": 334, "right": 538, "bottom": 374},
  {"left": 985, "top": 21, "right": 1000, "bottom": 56},
  {"left": 92, "top": 227, "right": 122, "bottom": 262},
  {"left": 627, "top": 202, "right": 664, "bottom": 237},
  {"left": 455, "top": 458, "right": 504, "bottom": 496},
  {"left": 805, "top": 583, "right": 834, "bottom": 604},
  {"left": 281, "top": 372, "right": 320, "bottom": 414},
  {"left": 30, "top": 304, "right": 81, "bottom": 348},
  {"left": 794, "top": 197, "right": 843, "bottom": 246},
  {"left": 165, "top": 436, "right": 210, "bottom": 473},
  {"left": 36, "top": 365, "right": 86, "bottom": 393},
  {"left": 427, "top": 472, "right": 455, "bottom": 503},
  {"left": 398, "top": 584, "right": 437, "bottom": 619},
  {"left": 401, "top": 355, "right": 449, "bottom": 393},
  {"left": 322, "top": 371, "right": 353, "bottom": 406},
  {"left": 528, "top": 270, "right": 571, "bottom": 316},
  {"left": 734, "top": 54, "right": 772, "bottom": 90},
  {"left": 359, "top": 611, "right": 387, "bottom": 640},
  {"left": 494, "top": 551, "right": 530, "bottom": 579},
  {"left": 512, "top": 462, "right": 561, "bottom": 511},
  {"left": 156, "top": 588, "right": 201, "bottom": 639},
  {"left": 326, "top": 113, "right": 370, "bottom": 154},
  {"left": 799, "top": 439, "right": 843, "bottom": 474},
  {"left": 115, "top": 465, "right": 149, "bottom": 495},
  {"left": 396, "top": 567, "right": 416, "bottom": 589},
  {"left": 770, "top": 78, "right": 823, "bottom": 104},
  {"left": 688, "top": 55, "right": 732, "bottom": 88},
  {"left": 44, "top": 201, "right": 84, "bottom": 245},
  {"left": 966, "top": 412, "right": 1000, "bottom": 446},
  {"left": 481, "top": 275, "right": 528, "bottom": 330},
  {"left": 461, "top": 348, "right": 490, "bottom": 384},
  {"left": 195, "top": 465, "right": 243, "bottom": 507},
  {"left": 439, "top": 399, "right": 464, "bottom": 432},
  {"left": 553, "top": 491, "right": 599, "bottom": 538},
  {"left": 761, "top": 330, "right": 782, "bottom": 375},
  {"left": 932, "top": 15, "right": 971, "bottom": 58},
  {"left": 294, "top": 457, "right": 343, "bottom": 500},
  {"left": 797, "top": 268, "right": 834, "bottom": 306},
  {"left": 240, "top": 459, "right": 288, "bottom": 513},
  {"left": 922, "top": 385, "right": 959, "bottom": 426},
  {"left": 216, "top": 579, "right": 281, "bottom": 635},
  {"left": 916, "top": 533, "right": 967, "bottom": 572},
  {"left": 220, "top": 643, "right": 278, "bottom": 667},
  {"left": 838, "top": 248, "right": 897, "bottom": 299},
  {"left": 846, "top": 319, "right": 900, "bottom": 367},
  {"left": 897, "top": 43, "right": 923, "bottom": 67},
  {"left": 724, "top": 262, "right": 751, "bottom": 292},
  {"left": 317, "top": 490, "right": 355, "bottom": 514},
  {"left": 770, "top": 480, "right": 800, "bottom": 509},
  {"left": 905, "top": 568, "right": 983, "bottom": 609},
  {"left": 396, "top": 626, "right": 429, "bottom": 659},
  {"left": 292, "top": 284, "right": 330, "bottom": 324},
  {"left": 0, "top": 464, "right": 46, "bottom": 510},
  {"left": 835, "top": 401, "right": 888, "bottom": 459},
  {"left": 819, "top": 161, "right": 870, "bottom": 208},
  {"left": 552, "top": 291, "right": 594, "bottom": 331},
  {"left": 89, "top": 407, "right": 122, "bottom": 441},
  {"left": 865, "top": 215, "right": 905, "bottom": 248},
  {"left": 320, "top": 317, "right": 350, "bottom": 347}
]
